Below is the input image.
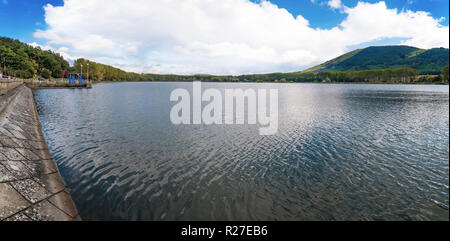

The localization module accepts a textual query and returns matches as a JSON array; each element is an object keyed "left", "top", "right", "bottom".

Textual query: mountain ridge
[{"left": 304, "top": 45, "right": 449, "bottom": 75}]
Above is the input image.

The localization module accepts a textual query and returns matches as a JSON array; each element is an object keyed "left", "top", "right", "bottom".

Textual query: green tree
[
  {"left": 1, "top": 37, "right": 69, "bottom": 79},
  {"left": 442, "top": 65, "right": 449, "bottom": 83},
  {"left": 41, "top": 68, "right": 51, "bottom": 79}
]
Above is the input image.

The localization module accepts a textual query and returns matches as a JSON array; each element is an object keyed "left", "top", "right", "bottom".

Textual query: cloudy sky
[{"left": 1, "top": 0, "right": 449, "bottom": 75}]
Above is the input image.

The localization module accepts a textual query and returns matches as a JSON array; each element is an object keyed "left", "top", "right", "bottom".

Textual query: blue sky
[
  {"left": 1, "top": 0, "right": 448, "bottom": 43},
  {"left": 0, "top": 0, "right": 62, "bottom": 42},
  {"left": 272, "top": 0, "right": 449, "bottom": 27},
  {"left": 0, "top": 0, "right": 449, "bottom": 74}
]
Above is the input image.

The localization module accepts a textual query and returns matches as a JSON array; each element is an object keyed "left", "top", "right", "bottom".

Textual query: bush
[{"left": 41, "top": 69, "right": 51, "bottom": 79}]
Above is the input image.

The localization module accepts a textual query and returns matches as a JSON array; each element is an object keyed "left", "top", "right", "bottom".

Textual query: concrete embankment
[
  {"left": 0, "top": 79, "right": 24, "bottom": 95},
  {"left": 24, "top": 79, "right": 92, "bottom": 89},
  {"left": 0, "top": 82, "right": 80, "bottom": 221}
]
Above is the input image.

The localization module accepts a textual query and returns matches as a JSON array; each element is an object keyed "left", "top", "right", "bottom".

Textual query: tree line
[
  {"left": 73, "top": 58, "right": 145, "bottom": 81},
  {"left": 1, "top": 36, "right": 448, "bottom": 84},
  {"left": 75, "top": 58, "right": 450, "bottom": 84},
  {"left": 0, "top": 37, "right": 69, "bottom": 79}
]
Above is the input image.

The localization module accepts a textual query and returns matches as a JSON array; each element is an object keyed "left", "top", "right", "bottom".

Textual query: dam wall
[
  {"left": 0, "top": 79, "right": 24, "bottom": 95},
  {"left": 0, "top": 83, "right": 80, "bottom": 221}
]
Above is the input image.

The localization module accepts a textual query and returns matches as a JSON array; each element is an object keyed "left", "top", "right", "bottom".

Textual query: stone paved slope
[{"left": 0, "top": 85, "right": 80, "bottom": 221}]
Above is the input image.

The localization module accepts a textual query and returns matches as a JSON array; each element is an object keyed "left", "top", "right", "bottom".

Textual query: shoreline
[
  {"left": 4, "top": 78, "right": 447, "bottom": 86},
  {"left": 0, "top": 83, "right": 80, "bottom": 221},
  {"left": 92, "top": 80, "right": 449, "bottom": 85}
]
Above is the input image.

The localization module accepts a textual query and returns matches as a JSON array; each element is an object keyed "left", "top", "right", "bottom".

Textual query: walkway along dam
[{"left": 0, "top": 79, "right": 80, "bottom": 221}]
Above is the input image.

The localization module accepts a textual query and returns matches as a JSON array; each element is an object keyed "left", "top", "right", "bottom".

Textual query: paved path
[{"left": 0, "top": 85, "right": 80, "bottom": 221}]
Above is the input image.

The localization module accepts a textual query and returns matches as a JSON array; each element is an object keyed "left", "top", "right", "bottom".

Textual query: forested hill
[
  {"left": 1, "top": 37, "right": 448, "bottom": 84},
  {"left": 304, "top": 46, "right": 449, "bottom": 75},
  {"left": 0, "top": 37, "right": 69, "bottom": 78}
]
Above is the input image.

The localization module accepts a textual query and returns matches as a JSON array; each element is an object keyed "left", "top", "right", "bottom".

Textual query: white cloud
[
  {"left": 29, "top": 42, "right": 51, "bottom": 51},
  {"left": 327, "top": 0, "right": 343, "bottom": 10},
  {"left": 34, "top": 0, "right": 449, "bottom": 75},
  {"left": 29, "top": 42, "right": 77, "bottom": 62}
]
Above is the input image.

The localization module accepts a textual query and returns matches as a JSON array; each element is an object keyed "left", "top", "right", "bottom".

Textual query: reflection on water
[{"left": 34, "top": 82, "right": 449, "bottom": 221}]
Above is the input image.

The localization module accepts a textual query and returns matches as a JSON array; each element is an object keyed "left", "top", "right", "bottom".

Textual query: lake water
[{"left": 34, "top": 82, "right": 449, "bottom": 221}]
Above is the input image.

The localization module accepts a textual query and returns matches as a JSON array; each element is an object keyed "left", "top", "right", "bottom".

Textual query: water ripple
[{"left": 33, "top": 82, "right": 449, "bottom": 221}]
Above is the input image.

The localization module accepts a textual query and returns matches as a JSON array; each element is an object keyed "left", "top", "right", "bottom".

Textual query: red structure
[{"left": 61, "top": 70, "right": 68, "bottom": 78}]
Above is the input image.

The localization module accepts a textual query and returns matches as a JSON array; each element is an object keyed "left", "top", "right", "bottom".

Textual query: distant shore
[
  {"left": 3, "top": 77, "right": 447, "bottom": 87},
  {"left": 92, "top": 80, "right": 449, "bottom": 85}
]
